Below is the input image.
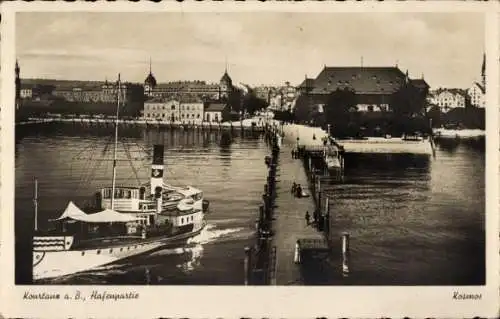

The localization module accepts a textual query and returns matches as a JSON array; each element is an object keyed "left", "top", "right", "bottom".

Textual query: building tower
[
  {"left": 15, "top": 60, "right": 20, "bottom": 110},
  {"left": 144, "top": 58, "right": 157, "bottom": 97},
  {"left": 481, "top": 52, "right": 486, "bottom": 89},
  {"left": 219, "top": 62, "right": 233, "bottom": 100}
]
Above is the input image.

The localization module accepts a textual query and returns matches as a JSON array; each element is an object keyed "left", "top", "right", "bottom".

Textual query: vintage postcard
[{"left": 1, "top": 1, "right": 499, "bottom": 318}]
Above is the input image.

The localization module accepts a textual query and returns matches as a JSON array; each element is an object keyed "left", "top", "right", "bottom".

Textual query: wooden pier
[
  {"left": 245, "top": 125, "right": 349, "bottom": 285},
  {"left": 271, "top": 142, "right": 327, "bottom": 285}
]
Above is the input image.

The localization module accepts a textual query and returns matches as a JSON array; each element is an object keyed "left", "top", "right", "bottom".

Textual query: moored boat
[{"left": 325, "top": 154, "right": 341, "bottom": 171}]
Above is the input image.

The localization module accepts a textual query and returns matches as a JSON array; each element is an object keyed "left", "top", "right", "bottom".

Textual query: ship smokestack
[{"left": 151, "top": 145, "right": 164, "bottom": 195}]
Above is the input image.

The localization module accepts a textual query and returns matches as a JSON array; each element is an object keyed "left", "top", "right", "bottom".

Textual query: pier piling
[
  {"left": 244, "top": 246, "right": 251, "bottom": 285},
  {"left": 247, "top": 125, "right": 282, "bottom": 284},
  {"left": 341, "top": 232, "right": 350, "bottom": 277},
  {"left": 145, "top": 268, "right": 151, "bottom": 285},
  {"left": 294, "top": 240, "right": 301, "bottom": 264},
  {"left": 324, "top": 197, "right": 330, "bottom": 235},
  {"left": 323, "top": 197, "right": 330, "bottom": 233}
]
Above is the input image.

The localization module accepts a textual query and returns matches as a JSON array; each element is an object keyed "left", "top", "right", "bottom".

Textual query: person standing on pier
[
  {"left": 291, "top": 182, "right": 297, "bottom": 194},
  {"left": 296, "top": 184, "right": 302, "bottom": 198},
  {"left": 305, "top": 211, "right": 310, "bottom": 226}
]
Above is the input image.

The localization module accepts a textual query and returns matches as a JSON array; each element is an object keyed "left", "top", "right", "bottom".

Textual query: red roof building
[{"left": 295, "top": 65, "right": 429, "bottom": 115}]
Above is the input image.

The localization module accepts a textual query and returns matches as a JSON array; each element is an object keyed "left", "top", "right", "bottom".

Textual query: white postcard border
[{"left": 1, "top": 2, "right": 499, "bottom": 318}]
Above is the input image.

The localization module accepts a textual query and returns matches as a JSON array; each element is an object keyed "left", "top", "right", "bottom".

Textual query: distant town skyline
[{"left": 17, "top": 12, "right": 484, "bottom": 88}]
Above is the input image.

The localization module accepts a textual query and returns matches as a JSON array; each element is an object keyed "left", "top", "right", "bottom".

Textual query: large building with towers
[{"left": 143, "top": 62, "right": 233, "bottom": 101}]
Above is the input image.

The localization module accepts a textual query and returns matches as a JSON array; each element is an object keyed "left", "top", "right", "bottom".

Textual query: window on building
[{"left": 171, "top": 105, "right": 175, "bottom": 110}]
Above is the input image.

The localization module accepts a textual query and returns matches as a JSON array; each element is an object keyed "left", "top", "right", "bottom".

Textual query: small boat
[
  {"left": 325, "top": 154, "right": 341, "bottom": 171},
  {"left": 32, "top": 74, "right": 209, "bottom": 281},
  {"left": 323, "top": 142, "right": 341, "bottom": 171}
]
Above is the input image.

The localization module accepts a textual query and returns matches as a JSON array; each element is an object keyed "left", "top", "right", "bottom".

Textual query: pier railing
[{"left": 244, "top": 125, "right": 280, "bottom": 285}]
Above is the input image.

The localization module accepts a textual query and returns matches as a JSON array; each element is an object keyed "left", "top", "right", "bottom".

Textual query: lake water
[{"left": 15, "top": 124, "right": 485, "bottom": 285}]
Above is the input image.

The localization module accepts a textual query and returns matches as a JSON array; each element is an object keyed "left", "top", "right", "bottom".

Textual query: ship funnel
[{"left": 150, "top": 145, "right": 164, "bottom": 195}]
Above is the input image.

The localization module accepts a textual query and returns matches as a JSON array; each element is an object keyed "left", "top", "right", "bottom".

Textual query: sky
[{"left": 16, "top": 12, "right": 484, "bottom": 89}]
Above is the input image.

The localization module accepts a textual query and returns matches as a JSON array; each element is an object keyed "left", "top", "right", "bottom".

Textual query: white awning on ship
[
  {"left": 52, "top": 201, "right": 143, "bottom": 223},
  {"left": 51, "top": 201, "right": 87, "bottom": 221}
]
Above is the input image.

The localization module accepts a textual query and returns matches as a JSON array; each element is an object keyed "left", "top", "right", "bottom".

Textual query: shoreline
[
  {"left": 433, "top": 128, "right": 485, "bottom": 139},
  {"left": 16, "top": 116, "right": 273, "bottom": 129}
]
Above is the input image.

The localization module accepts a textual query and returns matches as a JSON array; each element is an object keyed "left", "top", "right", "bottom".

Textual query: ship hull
[{"left": 33, "top": 221, "right": 205, "bottom": 281}]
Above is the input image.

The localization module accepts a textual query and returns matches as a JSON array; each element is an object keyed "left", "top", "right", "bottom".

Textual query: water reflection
[
  {"left": 434, "top": 138, "right": 461, "bottom": 153},
  {"left": 434, "top": 136, "right": 485, "bottom": 154},
  {"left": 345, "top": 153, "right": 431, "bottom": 173},
  {"left": 219, "top": 131, "right": 233, "bottom": 168}
]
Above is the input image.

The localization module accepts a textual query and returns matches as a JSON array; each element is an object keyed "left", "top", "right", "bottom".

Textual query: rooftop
[
  {"left": 309, "top": 66, "right": 410, "bottom": 95},
  {"left": 298, "top": 78, "right": 315, "bottom": 89},
  {"left": 431, "top": 88, "right": 467, "bottom": 95},
  {"left": 472, "top": 82, "right": 485, "bottom": 93},
  {"left": 145, "top": 97, "right": 176, "bottom": 103},
  {"left": 220, "top": 71, "right": 232, "bottom": 83},
  {"left": 179, "top": 95, "right": 204, "bottom": 104},
  {"left": 410, "top": 79, "right": 430, "bottom": 90},
  {"left": 20, "top": 83, "right": 37, "bottom": 89},
  {"left": 430, "top": 88, "right": 467, "bottom": 98},
  {"left": 205, "top": 103, "right": 227, "bottom": 112},
  {"left": 145, "top": 72, "right": 157, "bottom": 86}
]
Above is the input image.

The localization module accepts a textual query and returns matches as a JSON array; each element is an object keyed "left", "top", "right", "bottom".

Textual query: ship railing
[{"left": 75, "top": 235, "right": 144, "bottom": 248}]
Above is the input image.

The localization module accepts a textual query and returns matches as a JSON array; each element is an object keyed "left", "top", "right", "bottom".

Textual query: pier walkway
[{"left": 272, "top": 142, "right": 325, "bottom": 285}]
